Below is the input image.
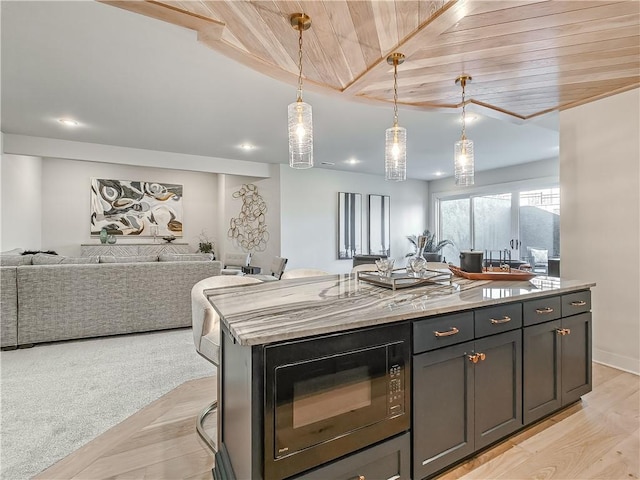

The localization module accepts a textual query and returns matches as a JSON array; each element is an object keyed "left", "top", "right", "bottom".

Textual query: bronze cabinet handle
[
  {"left": 434, "top": 327, "right": 459, "bottom": 337},
  {"left": 490, "top": 316, "right": 511, "bottom": 324},
  {"left": 468, "top": 353, "right": 479, "bottom": 363},
  {"left": 570, "top": 300, "right": 587, "bottom": 306},
  {"left": 348, "top": 476, "right": 366, "bottom": 480},
  {"left": 478, "top": 352, "right": 486, "bottom": 361},
  {"left": 535, "top": 307, "right": 554, "bottom": 314},
  {"left": 556, "top": 328, "right": 571, "bottom": 336}
]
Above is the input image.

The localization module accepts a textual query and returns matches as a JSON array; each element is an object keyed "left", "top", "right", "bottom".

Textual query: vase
[
  {"left": 99, "top": 228, "right": 108, "bottom": 244},
  {"left": 107, "top": 235, "right": 117, "bottom": 244}
]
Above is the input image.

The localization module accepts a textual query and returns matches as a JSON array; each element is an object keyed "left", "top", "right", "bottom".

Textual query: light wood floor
[{"left": 37, "top": 363, "right": 638, "bottom": 480}]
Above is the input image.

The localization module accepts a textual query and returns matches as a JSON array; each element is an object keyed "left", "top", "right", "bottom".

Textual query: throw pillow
[
  {"left": 0, "top": 255, "right": 33, "bottom": 266},
  {"left": 32, "top": 254, "right": 98, "bottom": 265},
  {"left": 159, "top": 253, "right": 213, "bottom": 262},
  {"left": 99, "top": 255, "right": 158, "bottom": 263},
  {"left": 0, "top": 248, "right": 24, "bottom": 256},
  {"left": 529, "top": 247, "right": 548, "bottom": 265}
]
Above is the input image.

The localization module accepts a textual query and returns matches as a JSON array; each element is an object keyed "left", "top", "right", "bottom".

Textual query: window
[{"left": 438, "top": 186, "right": 560, "bottom": 269}]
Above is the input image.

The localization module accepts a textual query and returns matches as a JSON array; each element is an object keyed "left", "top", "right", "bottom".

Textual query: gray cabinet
[
  {"left": 294, "top": 432, "right": 410, "bottom": 480},
  {"left": 474, "top": 330, "right": 522, "bottom": 449},
  {"left": 413, "top": 342, "right": 474, "bottom": 479},
  {"left": 413, "top": 327, "right": 522, "bottom": 479},
  {"left": 523, "top": 291, "right": 592, "bottom": 425}
]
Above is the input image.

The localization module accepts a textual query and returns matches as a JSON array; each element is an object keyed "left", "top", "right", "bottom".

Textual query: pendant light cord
[
  {"left": 393, "top": 61, "right": 399, "bottom": 127},
  {"left": 297, "top": 27, "right": 304, "bottom": 102},
  {"left": 460, "top": 79, "right": 467, "bottom": 140}
]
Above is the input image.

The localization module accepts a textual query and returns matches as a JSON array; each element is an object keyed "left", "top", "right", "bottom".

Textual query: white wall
[
  {"left": 38, "top": 157, "right": 218, "bottom": 256},
  {"left": 220, "top": 165, "right": 281, "bottom": 271},
  {"left": 560, "top": 88, "right": 640, "bottom": 375},
  {"left": 280, "top": 166, "right": 428, "bottom": 274},
  {"left": 0, "top": 154, "right": 43, "bottom": 251}
]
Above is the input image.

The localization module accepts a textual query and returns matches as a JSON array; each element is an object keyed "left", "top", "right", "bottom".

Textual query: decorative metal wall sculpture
[
  {"left": 228, "top": 184, "right": 269, "bottom": 252},
  {"left": 90, "top": 178, "right": 183, "bottom": 237}
]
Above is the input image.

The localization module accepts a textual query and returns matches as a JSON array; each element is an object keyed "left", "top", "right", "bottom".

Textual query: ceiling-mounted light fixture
[
  {"left": 288, "top": 13, "right": 313, "bottom": 169},
  {"left": 454, "top": 74, "right": 474, "bottom": 186},
  {"left": 385, "top": 53, "right": 406, "bottom": 182}
]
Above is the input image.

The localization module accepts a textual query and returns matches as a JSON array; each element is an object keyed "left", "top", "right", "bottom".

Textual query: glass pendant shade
[
  {"left": 454, "top": 137, "right": 474, "bottom": 186},
  {"left": 385, "top": 125, "right": 407, "bottom": 181},
  {"left": 288, "top": 100, "right": 313, "bottom": 169}
]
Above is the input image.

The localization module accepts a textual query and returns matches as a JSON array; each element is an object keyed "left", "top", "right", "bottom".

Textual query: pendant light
[
  {"left": 288, "top": 13, "right": 313, "bottom": 169},
  {"left": 454, "top": 74, "right": 474, "bottom": 186},
  {"left": 385, "top": 53, "right": 407, "bottom": 182}
]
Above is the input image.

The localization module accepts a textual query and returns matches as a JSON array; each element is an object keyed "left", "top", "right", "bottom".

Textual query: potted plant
[
  {"left": 406, "top": 230, "right": 454, "bottom": 262},
  {"left": 197, "top": 231, "right": 215, "bottom": 257}
]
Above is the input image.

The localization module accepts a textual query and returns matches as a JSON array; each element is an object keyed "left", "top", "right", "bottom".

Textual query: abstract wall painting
[{"left": 90, "top": 179, "right": 183, "bottom": 237}]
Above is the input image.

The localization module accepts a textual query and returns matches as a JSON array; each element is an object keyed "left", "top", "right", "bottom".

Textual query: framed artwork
[
  {"left": 337, "top": 192, "right": 362, "bottom": 259},
  {"left": 90, "top": 178, "right": 183, "bottom": 237},
  {"left": 368, "top": 194, "right": 390, "bottom": 256}
]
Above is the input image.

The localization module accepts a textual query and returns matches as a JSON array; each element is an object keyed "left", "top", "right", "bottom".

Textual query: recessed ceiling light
[
  {"left": 346, "top": 158, "right": 360, "bottom": 165},
  {"left": 238, "top": 143, "right": 256, "bottom": 151},
  {"left": 58, "top": 118, "right": 79, "bottom": 127},
  {"left": 434, "top": 171, "right": 446, "bottom": 177}
]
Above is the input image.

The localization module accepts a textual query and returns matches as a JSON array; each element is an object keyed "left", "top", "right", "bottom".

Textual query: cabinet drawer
[
  {"left": 294, "top": 432, "right": 410, "bottom": 480},
  {"left": 562, "top": 290, "right": 591, "bottom": 317},
  {"left": 475, "top": 303, "right": 522, "bottom": 338},
  {"left": 414, "top": 312, "right": 474, "bottom": 354},
  {"left": 523, "top": 296, "right": 562, "bottom": 326}
]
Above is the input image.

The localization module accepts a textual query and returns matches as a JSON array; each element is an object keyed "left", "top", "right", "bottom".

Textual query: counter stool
[{"left": 191, "top": 275, "right": 262, "bottom": 451}]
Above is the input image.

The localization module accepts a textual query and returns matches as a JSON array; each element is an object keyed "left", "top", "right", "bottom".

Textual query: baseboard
[{"left": 593, "top": 348, "right": 640, "bottom": 376}]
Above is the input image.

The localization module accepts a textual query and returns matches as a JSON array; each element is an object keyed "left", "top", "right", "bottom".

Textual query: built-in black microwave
[{"left": 264, "top": 323, "right": 410, "bottom": 480}]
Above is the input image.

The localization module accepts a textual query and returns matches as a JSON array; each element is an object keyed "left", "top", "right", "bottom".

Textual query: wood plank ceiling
[{"left": 103, "top": 0, "right": 640, "bottom": 122}]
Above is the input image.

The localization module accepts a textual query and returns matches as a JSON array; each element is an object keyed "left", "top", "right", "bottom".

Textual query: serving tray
[
  {"left": 448, "top": 265, "right": 537, "bottom": 281},
  {"left": 358, "top": 269, "right": 453, "bottom": 290}
]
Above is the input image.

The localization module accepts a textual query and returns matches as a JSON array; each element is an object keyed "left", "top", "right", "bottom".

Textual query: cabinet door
[
  {"left": 523, "top": 320, "right": 562, "bottom": 425},
  {"left": 474, "top": 330, "right": 522, "bottom": 449},
  {"left": 413, "top": 342, "right": 474, "bottom": 480},
  {"left": 561, "top": 312, "right": 592, "bottom": 405}
]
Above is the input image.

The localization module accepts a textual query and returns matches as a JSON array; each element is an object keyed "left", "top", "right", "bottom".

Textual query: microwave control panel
[{"left": 387, "top": 341, "right": 406, "bottom": 416}]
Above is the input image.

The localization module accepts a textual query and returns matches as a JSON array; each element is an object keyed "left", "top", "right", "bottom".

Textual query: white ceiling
[{"left": 1, "top": 1, "right": 559, "bottom": 181}]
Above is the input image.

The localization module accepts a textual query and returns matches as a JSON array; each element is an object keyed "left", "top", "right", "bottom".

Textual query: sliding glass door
[{"left": 438, "top": 187, "right": 560, "bottom": 270}]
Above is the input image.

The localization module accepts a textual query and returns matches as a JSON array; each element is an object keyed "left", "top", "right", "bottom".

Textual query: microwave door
[{"left": 274, "top": 345, "right": 388, "bottom": 458}]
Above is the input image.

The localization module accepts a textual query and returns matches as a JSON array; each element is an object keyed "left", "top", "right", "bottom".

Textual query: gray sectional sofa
[{"left": 0, "top": 253, "right": 222, "bottom": 348}]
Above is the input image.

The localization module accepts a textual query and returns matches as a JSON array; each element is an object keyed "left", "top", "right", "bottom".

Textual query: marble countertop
[{"left": 207, "top": 274, "right": 595, "bottom": 346}]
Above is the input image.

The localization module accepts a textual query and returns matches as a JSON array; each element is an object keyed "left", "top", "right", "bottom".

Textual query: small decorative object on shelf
[
  {"left": 99, "top": 228, "right": 108, "bottom": 244},
  {"left": 197, "top": 231, "right": 214, "bottom": 255},
  {"left": 163, "top": 235, "right": 177, "bottom": 243},
  {"left": 107, "top": 235, "right": 117, "bottom": 244}
]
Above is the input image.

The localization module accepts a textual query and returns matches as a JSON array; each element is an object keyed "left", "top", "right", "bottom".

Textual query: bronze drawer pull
[
  {"left": 535, "top": 307, "right": 554, "bottom": 314},
  {"left": 556, "top": 328, "right": 571, "bottom": 336},
  {"left": 434, "top": 327, "right": 459, "bottom": 337},
  {"left": 570, "top": 300, "right": 587, "bottom": 306},
  {"left": 490, "top": 316, "right": 511, "bottom": 324}
]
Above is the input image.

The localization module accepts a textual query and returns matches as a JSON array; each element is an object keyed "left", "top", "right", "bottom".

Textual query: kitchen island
[{"left": 207, "top": 274, "right": 594, "bottom": 480}]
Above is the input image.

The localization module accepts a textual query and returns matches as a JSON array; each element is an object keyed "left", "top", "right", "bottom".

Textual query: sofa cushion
[
  {"left": 99, "top": 255, "right": 159, "bottom": 263},
  {"left": 0, "top": 255, "right": 33, "bottom": 266},
  {"left": 0, "top": 248, "right": 24, "bottom": 256},
  {"left": 159, "top": 253, "right": 213, "bottom": 262},
  {"left": 32, "top": 254, "right": 99, "bottom": 265}
]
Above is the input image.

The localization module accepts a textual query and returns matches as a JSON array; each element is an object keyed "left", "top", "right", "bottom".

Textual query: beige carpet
[{"left": 0, "top": 328, "right": 212, "bottom": 480}]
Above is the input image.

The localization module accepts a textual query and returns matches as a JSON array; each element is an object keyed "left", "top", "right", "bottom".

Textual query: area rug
[{"left": 0, "top": 328, "right": 212, "bottom": 480}]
